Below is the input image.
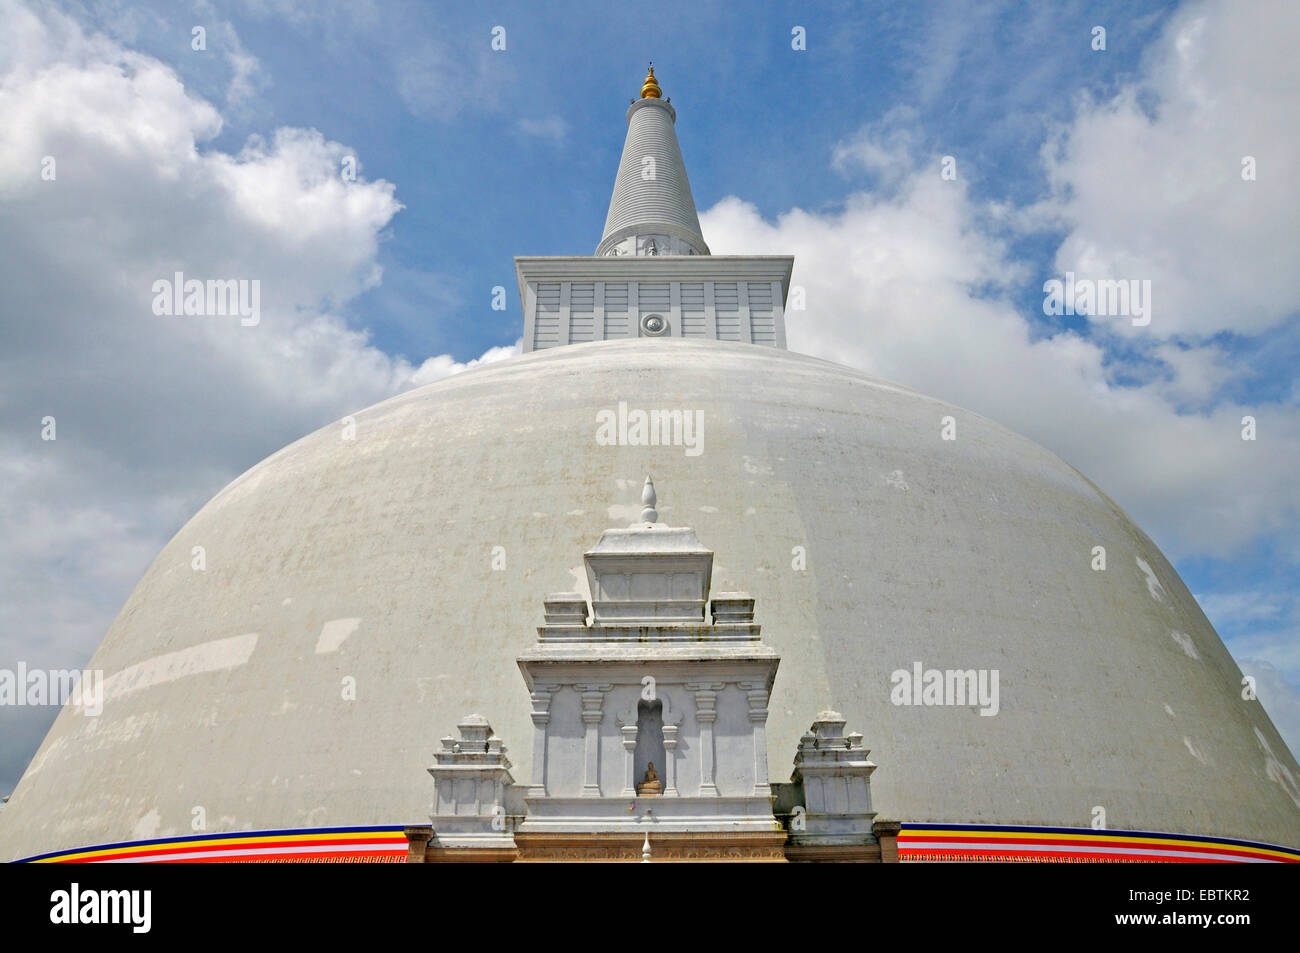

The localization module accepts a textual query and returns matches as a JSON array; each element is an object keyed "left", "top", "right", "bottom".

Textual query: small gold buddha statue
[{"left": 636, "top": 761, "right": 663, "bottom": 796}]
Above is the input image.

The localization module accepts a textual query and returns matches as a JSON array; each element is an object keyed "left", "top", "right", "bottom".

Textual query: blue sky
[
  {"left": 0, "top": 0, "right": 1297, "bottom": 791},
  {"left": 111, "top": 0, "right": 1180, "bottom": 359}
]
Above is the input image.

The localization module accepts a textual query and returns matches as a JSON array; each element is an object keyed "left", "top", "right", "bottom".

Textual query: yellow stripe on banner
[{"left": 899, "top": 829, "right": 1297, "bottom": 861}]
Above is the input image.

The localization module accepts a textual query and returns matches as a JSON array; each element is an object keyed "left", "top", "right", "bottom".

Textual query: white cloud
[
  {"left": 1238, "top": 660, "right": 1300, "bottom": 761},
  {"left": 236, "top": 0, "right": 381, "bottom": 35},
  {"left": 410, "top": 341, "right": 520, "bottom": 387},
  {"left": 214, "top": 22, "right": 267, "bottom": 109},
  {"left": 1216, "top": 589, "right": 1300, "bottom": 682},
  {"left": 1040, "top": 0, "right": 1300, "bottom": 338},
  {"left": 395, "top": 35, "right": 515, "bottom": 122},
  {"left": 1197, "top": 590, "right": 1287, "bottom": 626},
  {"left": 514, "top": 116, "right": 569, "bottom": 147},
  {"left": 1150, "top": 341, "right": 1235, "bottom": 409},
  {"left": 831, "top": 106, "right": 920, "bottom": 182},
  {"left": 0, "top": 3, "right": 506, "bottom": 789}
]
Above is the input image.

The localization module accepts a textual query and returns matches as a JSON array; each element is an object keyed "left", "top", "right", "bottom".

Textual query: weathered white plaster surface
[
  {"left": 2, "top": 339, "right": 1298, "bottom": 858},
  {"left": 99, "top": 634, "right": 259, "bottom": 704},
  {"left": 315, "top": 618, "right": 362, "bottom": 655}
]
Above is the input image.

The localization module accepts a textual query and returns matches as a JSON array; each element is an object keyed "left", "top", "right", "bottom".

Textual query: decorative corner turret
[
  {"left": 783, "top": 710, "right": 895, "bottom": 862},
  {"left": 415, "top": 714, "right": 518, "bottom": 862}
]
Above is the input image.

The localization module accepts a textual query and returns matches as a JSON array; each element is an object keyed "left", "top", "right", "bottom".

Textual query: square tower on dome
[{"left": 516, "top": 66, "right": 793, "bottom": 352}]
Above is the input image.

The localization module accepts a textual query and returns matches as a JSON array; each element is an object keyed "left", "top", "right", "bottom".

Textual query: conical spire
[
  {"left": 640, "top": 475, "right": 658, "bottom": 523},
  {"left": 596, "top": 66, "right": 710, "bottom": 258}
]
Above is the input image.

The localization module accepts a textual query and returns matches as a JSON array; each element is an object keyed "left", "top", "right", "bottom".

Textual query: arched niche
[{"left": 634, "top": 698, "right": 667, "bottom": 789}]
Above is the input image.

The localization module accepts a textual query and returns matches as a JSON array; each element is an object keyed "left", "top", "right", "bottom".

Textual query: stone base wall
[
  {"left": 513, "top": 831, "right": 788, "bottom": 862},
  {"left": 405, "top": 823, "right": 903, "bottom": 863}
]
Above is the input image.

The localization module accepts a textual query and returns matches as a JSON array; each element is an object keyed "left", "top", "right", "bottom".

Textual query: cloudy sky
[{"left": 1, "top": 0, "right": 1297, "bottom": 795}]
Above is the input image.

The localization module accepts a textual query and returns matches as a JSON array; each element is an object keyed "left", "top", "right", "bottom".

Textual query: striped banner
[
  {"left": 18, "top": 822, "right": 1300, "bottom": 863},
  {"left": 21, "top": 826, "right": 409, "bottom": 863},
  {"left": 899, "top": 823, "right": 1300, "bottom": 863}
]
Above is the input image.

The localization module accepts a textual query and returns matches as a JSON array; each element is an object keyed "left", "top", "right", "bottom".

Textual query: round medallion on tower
[{"left": 641, "top": 313, "right": 668, "bottom": 336}]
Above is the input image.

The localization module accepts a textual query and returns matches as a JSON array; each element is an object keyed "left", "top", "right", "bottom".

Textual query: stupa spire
[
  {"left": 515, "top": 67, "right": 793, "bottom": 353},
  {"left": 640, "top": 63, "right": 661, "bottom": 100},
  {"left": 596, "top": 65, "right": 710, "bottom": 258},
  {"left": 640, "top": 475, "right": 658, "bottom": 523}
]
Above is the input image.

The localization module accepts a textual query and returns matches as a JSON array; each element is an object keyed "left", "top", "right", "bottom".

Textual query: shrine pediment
[{"left": 583, "top": 480, "right": 714, "bottom": 624}]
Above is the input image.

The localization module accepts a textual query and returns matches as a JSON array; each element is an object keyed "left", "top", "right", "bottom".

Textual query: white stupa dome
[
  {"left": 4, "top": 67, "right": 1296, "bottom": 863},
  {"left": 2, "top": 338, "right": 1297, "bottom": 859}
]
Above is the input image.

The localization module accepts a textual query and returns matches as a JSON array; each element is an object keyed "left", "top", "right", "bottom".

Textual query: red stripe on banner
[
  {"left": 174, "top": 851, "right": 407, "bottom": 864},
  {"left": 904, "top": 834, "right": 1280, "bottom": 862}
]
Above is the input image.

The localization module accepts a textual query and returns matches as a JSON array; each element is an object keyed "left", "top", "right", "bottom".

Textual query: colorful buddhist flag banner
[
  {"left": 20, "top": 826, "right": 409, "bottom": 863},
  {"left": 16, "top": 822, "right": 1300, "bottom": 863},
  {"left": 899, "top": 823, "right": 1300, "bottom": 863}
]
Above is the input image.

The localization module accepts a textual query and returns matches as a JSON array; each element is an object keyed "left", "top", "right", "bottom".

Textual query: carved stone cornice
[{"left": 514, "top": 830, "right": 788, "bottom": 863}]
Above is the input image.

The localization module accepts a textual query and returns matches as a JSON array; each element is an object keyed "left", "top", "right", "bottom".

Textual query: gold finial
[{"left": 640, "top": 63, "right": 661, "bottom": 99}]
